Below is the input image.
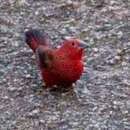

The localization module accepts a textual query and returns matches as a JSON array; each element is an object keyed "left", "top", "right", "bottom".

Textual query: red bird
[{"left": 25, "top": 29, "right": 87, "bottom": 88}]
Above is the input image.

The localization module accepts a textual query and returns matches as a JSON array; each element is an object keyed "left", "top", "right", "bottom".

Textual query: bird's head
[{"left": 59, "top": 39, "right": 87, "bottom": 60}]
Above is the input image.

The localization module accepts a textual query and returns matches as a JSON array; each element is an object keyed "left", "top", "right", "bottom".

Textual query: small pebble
[
  {"left": 117, "top": 49, "right": 122, "bottom": 54},
  {"left": 93, "top": 48, "right": 98, "bottom": 52},
  {"left": 115, "top": 55, "right": 121, "bottom": 60},
  {"left": 66, "top": 0, "right": 73, "bottom": 5}
]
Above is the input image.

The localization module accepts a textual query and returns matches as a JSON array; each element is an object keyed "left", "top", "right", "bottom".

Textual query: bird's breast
[
  {"left": 41, "top": 54, "right": 84, "bottom": 86},
  {"left": 51, "top": 59, "right": 83, "bottom": 81}
]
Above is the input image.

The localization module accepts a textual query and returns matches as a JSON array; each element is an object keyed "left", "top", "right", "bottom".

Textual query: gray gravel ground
[{"left": 1, "top": 0, "right": 130, "bottom": 130}]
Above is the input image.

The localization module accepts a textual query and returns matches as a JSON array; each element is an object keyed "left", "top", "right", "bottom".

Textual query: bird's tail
[{"left": 25, "top": 29, "right": 51, "bottom": 52}]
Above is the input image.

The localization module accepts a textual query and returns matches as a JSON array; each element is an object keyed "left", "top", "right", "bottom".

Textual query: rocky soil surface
[{"left": 0, "top": 0, "right": 130, "bottom": 130}]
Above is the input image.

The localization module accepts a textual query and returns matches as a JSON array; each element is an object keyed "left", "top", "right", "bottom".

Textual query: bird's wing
[{"left": 36, "top": 46, "right": 54, "bottom": 69}]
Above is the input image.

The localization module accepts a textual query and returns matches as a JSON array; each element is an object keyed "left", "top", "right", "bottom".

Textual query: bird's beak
[{"left": 79, "top": 40, "right": 89, "bottom": 49}]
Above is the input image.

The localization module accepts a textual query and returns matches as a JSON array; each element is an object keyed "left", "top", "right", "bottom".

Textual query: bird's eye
[{"left": 72, "top": 42, "right": 75, "bottom": 46}]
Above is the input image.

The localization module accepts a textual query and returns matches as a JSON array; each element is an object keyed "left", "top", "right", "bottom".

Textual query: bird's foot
[{"left": 49, "top": 85, "right": 73, "bottom": 93}]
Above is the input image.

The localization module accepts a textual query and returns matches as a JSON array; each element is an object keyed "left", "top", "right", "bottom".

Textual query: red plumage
[{"left": 25, "top": 29, "right": 86, "bottom": 87}]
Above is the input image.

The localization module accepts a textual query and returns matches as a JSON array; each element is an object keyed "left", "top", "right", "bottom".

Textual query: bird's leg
[
  {"left": 49, "top": 85, "right": 59, "bottom": 92},
  {"left": 49, "top": 84, "right": 73, "bottom": 93},
  {"left": 60, "top": 84, "right": 73, "bottom": 93}
]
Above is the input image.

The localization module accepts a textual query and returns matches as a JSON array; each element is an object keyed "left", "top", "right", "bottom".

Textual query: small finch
[{"left": 25, "top": 29, "right": 87, "bottom": 88}]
